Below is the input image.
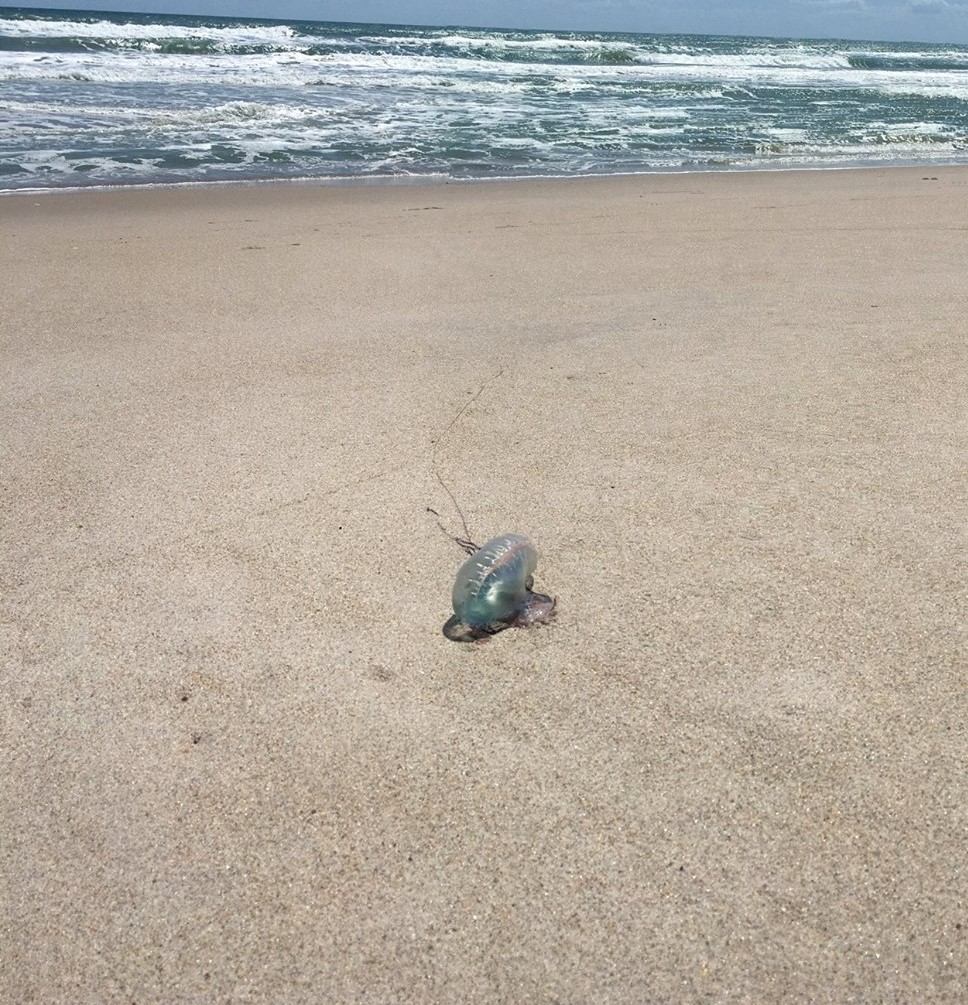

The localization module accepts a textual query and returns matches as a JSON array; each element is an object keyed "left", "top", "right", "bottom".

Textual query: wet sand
[{"left": 2, "top": 167, "right": 965, "bottom": 1002}]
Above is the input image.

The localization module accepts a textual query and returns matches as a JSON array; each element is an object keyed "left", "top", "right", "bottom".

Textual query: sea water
[{"left": 2, "top": 5, "right": 968, "bottom": 190}]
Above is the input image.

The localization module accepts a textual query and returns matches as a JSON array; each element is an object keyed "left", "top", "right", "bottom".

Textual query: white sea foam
[
  {"left": 5, "top": 42, "right": 968, "bottom": 103},
  {"left": 1, "top": 15, "right": 301, "bottom": 48},
  {"left": 3, "top": 10, "right": 968, "bottom": 189}
]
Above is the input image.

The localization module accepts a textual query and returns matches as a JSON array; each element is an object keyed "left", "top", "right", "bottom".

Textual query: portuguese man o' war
[{"left": 443, "top": 533, "right": 556, "bottom": 643}]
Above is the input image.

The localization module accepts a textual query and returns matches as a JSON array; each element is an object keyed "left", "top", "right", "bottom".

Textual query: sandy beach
[{"left": 2, "top": 167, "right": 965, "bottom": 1002}]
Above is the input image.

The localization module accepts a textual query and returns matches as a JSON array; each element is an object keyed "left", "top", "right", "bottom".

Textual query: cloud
[
  {"left": 799, "top": 0, "right": 869, "bottom": 10},
  {"left": 796, "top": 0, "right": 968, "bottom": 12},
  {"left": 905, "top": 0, "right": 968, "bottom": 10}
]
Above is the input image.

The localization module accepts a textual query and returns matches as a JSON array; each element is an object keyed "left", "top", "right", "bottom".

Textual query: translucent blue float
[{"left": 444, "top": 533, "right": 556, "bottom": 642}]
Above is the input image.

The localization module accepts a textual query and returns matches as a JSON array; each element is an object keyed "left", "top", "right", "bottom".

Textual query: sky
[{"left": 7, "top": 0, "right": 968, "bottom": 44}]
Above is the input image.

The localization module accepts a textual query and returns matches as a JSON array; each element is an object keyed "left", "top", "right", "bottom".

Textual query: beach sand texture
[{"left": 2, "top": 168, "right": 965, "bottom": 1003}]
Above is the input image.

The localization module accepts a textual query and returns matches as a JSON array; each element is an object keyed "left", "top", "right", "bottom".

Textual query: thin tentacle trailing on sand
[{"left": 443, "top": 533, "right": 556, "bottom": 643}]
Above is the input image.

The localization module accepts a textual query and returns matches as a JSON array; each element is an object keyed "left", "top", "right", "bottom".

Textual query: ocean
[{"left": 3, "top": 5, "right": 968, "bottom": 191}]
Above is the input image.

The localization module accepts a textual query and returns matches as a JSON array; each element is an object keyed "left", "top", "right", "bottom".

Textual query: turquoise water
[{"left": 3, "top": 5, "right": 968, "bottom": 189}]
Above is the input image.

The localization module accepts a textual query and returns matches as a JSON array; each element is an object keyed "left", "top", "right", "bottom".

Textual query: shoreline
[
  {"left": 4, "top": 154, "right": 968, "bottom": 199},
  {"left": 3, "top": 163, "right": 965, "bottom": 1002}
]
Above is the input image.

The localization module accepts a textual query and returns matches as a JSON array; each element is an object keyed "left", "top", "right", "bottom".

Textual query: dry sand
[{"left": 1, "top": 167, "right": 965, "bottom": 1002}]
